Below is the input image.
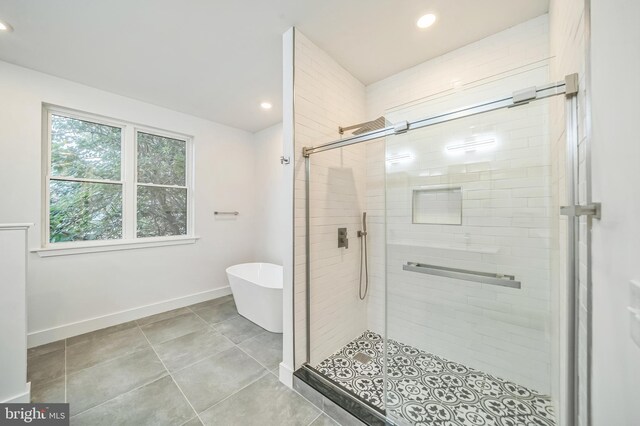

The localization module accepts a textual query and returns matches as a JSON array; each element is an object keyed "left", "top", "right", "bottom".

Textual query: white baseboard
[
  {"left": 279, "top": 362, "right": 294, "bottom": 388},
  {"left": 27, "top": 286, "right": 231, "bottom": 348},
  {"left": 2, "top": 382, "right": 30, "bottom": 403}
]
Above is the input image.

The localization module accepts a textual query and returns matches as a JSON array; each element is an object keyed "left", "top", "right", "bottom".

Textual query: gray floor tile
[
  {"left": 66, "top": 326, "right": 150, "bottom": 374},
  {"left": 67, "top": 321, "right": 137, "bottom": 347},
  {"left": 71, "top": 376, "right": 194, "bottom": 426},
  {"left": 27, "top": 348, "right": 65, "bottom": 385},
  {"left": 172, "top": 347, "right": 266, "bottom": 413},
  {"left": 28, "top": 340, "right": 65, "bottom": 359},
  {"left": 136, "top": 307, "right": 192, "bottom": 327},
  {"left": 67, "top": 348, "right": 166, "bottom": 416},
  {"left": 238, "top": 331, "right": 283, "bottom": 371},
  {"left": 199, "top": 373, "right": 320, "bottom": 426},
  {"left": 154, "top": 329, "right": 235, "bottom": 372},
  {"left": 31, "top": 377, "right": 65, "bottom": 403},
  {"left": 140, "top": 312, "right": 208, "bottom": 345},
  {"left": 181, "top": 417, "right": 204, "bottom": 426},
  {"left": 213, "top": 315, "right": 264, "bottom": 344},
  {"left": 310, "top": 414, "right": 340, "bottom": 426},
  {"left": 188, "top": 294, "right": 234, "bottom": 311},
  {"left": 191, "top": 300, "right": 238, "bottom": 325}
]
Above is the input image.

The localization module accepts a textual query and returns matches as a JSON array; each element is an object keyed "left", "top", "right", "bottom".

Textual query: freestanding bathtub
[{"left": 226, "top": 263, "right": 283, "bottom": 333}]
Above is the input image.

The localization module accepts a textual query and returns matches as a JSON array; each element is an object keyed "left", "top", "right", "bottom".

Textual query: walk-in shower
[{"left": 295, "top": 73, "right": 582, "bottom": 426}]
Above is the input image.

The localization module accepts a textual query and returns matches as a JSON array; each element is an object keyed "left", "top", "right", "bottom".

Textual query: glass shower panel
[
  {"left": 384, "top": 99, "right": 556, "bottom": 426},
  {"left": 306, "top": 144, "right": 371, "bottom": 368}
]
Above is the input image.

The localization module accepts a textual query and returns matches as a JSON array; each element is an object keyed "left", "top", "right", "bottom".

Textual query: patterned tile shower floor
[{"left": 315, "top": 331, "right": 556, "bottom": 426}]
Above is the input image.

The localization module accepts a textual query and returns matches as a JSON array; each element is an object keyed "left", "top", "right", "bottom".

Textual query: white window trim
[
  {"left": 39, "top": 105, "right": 196, "bottom": 256},
  {"left": 31, "top": 236, "right": 200, "bottom": 257}
]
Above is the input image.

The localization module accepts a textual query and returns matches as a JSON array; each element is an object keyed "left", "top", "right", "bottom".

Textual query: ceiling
[{"left": 0, "top": 1, "right": 548, "bottom": 133}]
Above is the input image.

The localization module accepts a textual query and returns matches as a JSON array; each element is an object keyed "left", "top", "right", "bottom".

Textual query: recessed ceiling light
[
  {"left": 0, "top": 20, "right": 14, "bottom": 32},
  {"left": 416, "top": 14, "right": 436, "bottom": 29},
  {"left": 260, "top": 102, "right": 272, "bottom": 110}
]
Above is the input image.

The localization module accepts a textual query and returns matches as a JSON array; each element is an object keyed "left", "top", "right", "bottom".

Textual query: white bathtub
[{"left": 226, "top": 262, "right": 283, "bottom": 333}]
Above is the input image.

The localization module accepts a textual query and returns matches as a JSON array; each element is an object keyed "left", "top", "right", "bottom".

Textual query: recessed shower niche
[{"left": 412, "top": 186, "right": 463, "bottom": 225}]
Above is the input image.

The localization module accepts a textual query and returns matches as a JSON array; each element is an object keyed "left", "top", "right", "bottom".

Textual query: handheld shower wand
[{"left": 357, "top": 212, "right": 369, "bottom": 300}]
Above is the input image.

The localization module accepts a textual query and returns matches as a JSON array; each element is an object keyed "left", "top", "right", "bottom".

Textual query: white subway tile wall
[
  {"left": 361, "top": 15, "right": 556, "bottom": 395},
  {"left": 378, "top": 100, "right": 553, "bottom": 394},
  {"left": 412, "top": 187, "right": 463, "bottom": 225},
  {"left": 293, "top": 31, "right": 368, "bottom": 366},
  {"left": 363, "top": 18, "right": 553, "bottom": 362}
]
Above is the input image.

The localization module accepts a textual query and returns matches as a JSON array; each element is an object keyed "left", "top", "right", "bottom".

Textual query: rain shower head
[{"left": 339, "top": 116, "right": 387, "bottom": 135}]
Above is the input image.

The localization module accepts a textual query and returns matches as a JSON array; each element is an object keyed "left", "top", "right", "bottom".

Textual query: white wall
[
  {"left": 253, "top": 123, "right": 285, "bottom": 265},
  {"left": 590, "top": 0, "right": 640, "bottom": 424},
  {"left": 280, "top": 28, "right": 295, "bottom": 385},
  {"left": 0, "top": 225, "right": 30, "bottom": 403},
  {"left": 292, "top": 30, "right": 368, "bottom": 367},
  {"left": 366, "top": 16, "right": 550, "bottom": 120},
  {"left": 0, "top": 60, "right": 258, "bottom": 346}
]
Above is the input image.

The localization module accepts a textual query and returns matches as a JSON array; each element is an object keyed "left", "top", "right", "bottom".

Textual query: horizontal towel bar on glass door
[
  {"left": 214, "top": 211, "right": 239, "bottom": 216},
  {"left": 402, "top": 262, "right": 521, "bottom": 289}
]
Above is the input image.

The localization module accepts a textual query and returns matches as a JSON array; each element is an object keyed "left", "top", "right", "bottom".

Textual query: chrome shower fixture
[
  {"left": 358, "top": 212, "right": 369, "bottom": 300},
  {"left": 339, "top": 116, "right": 386, "bottom": 135}
]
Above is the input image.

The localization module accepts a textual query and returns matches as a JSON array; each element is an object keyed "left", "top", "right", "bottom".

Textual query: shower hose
[{"left": 359, "top": 217, "right": 369, "bottom": 300}]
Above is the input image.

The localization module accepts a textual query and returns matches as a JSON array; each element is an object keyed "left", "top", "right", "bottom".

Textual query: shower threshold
[{"left": 314, "top": 331, "right": 556, "bottom": 426}]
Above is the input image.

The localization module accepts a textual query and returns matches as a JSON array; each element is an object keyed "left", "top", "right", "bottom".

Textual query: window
[
  {"left": 44, "top": 107, "right": 193, "bottom": 250},
  {"left": 136, "top": 132, "right": 188, "bottom": 238},
  {"left": 48, "top": 114, "right": 124, "bottom": 242}
]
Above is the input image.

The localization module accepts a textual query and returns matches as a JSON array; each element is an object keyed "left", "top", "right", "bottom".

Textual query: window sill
[{"left": 32, "top": 236, "right": 200, "bottom": 257}]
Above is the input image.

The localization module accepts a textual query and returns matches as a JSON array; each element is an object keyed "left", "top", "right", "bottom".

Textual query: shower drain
[{"left": 352, "top": 352, "right": 373, "bottom": 364}]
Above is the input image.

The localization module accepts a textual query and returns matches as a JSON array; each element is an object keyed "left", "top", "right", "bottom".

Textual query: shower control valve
[{"left": 338, "top": 228, "right": 349, "bottom": 249}]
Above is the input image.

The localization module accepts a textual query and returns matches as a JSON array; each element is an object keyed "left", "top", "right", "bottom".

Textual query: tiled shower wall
[
  {"left": 381, "top": 98, "right": 554, "bottom": 394},
  {"left": 364, "top": 15, "right": 552, "bottom": 338},
  {"left": 307, "top": 145, "right": 369, "bottom": 365},
  {"left": 292, "top": 31, "right": 368, "bottom": 367},
  {"left": 363, "top": 16, "right": 556, "bottom": 394}
]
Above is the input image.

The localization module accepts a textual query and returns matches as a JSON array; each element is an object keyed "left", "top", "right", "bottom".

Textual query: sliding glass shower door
[{"left": 383, "top": 98, "right": 557, "bottom": 426}]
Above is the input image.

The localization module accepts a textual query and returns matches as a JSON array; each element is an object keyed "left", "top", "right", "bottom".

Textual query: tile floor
[
  {"left": 316, "top": 331, "right": 556, "bottom": 426},
  {"left": 28, "top": 295, "right": 338, "bottom": 426}
]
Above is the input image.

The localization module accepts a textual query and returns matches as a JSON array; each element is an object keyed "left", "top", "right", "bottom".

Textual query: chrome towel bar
[
  {"left": 214, "top": 211, "right": 239, "bottom": 216},
  {"left": 402, "top": 262, "right": 521, "bottom": 289}
]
